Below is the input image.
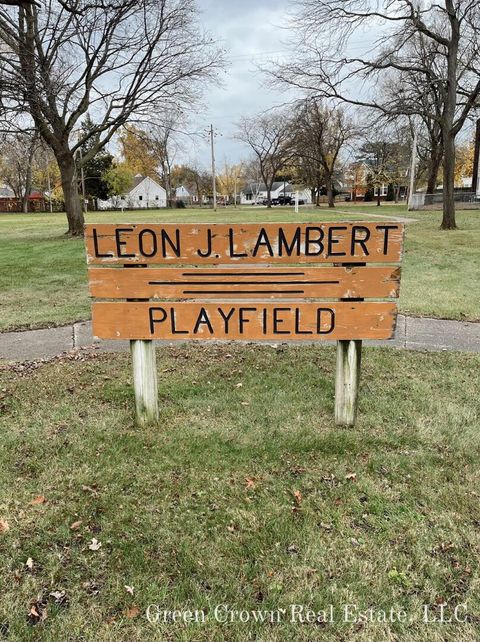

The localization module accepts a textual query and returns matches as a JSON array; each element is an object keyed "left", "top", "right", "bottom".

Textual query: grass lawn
[
  {"left": 0, "top": 204, "right": 479, "bottom": 332},
  {"left": 0, "top": 344, "right": 479, "bottom": 641}
]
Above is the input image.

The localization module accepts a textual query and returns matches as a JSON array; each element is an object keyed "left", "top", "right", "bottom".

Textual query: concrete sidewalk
[{"left": 0, "top": 315, "right": 478, "bottom": 362}]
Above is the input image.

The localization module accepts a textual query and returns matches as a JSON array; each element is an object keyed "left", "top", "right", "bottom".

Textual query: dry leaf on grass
[
  {"left": 31, "top": 495, "right": 47, "bottom": 505},
  {"left": 293, "top": 490, "right": 302, "bottom": 505},
  {"left": 124, "top": 585, "right": 134, "bottom": 596},
  {"left": 25, "top": 557, "right": 34, "bottom": 570},
  {"left": 0, "top": 519, "right": 9, "bottom": 533},
  {"left": 125, "top": 606, "right": 140, "bottom": 619},
  {"left": 345, "top": 472, "right": 357, "bottom": 482},
  {"left": 70, "top": 520, "right": 82, "bottom": 530},
  {"left": 245, "top": 478, "right": 255, "bottom": 489},
  {"left": 88, "top": 538, "right": 102, "bottom": 551}
]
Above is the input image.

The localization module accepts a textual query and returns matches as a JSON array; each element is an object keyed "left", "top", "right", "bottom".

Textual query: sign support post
[
  {"left": 130, "top": 338, "right": 158, "bottom": 425},
  {"left": 126, "top": 264, "right": 159, "bottom": 425},
  {"left": 335, "top": 261, "right": 365, "bottom": 426},
  {"left": 335, "top": 339, "right": 362, "bottom": 426}
]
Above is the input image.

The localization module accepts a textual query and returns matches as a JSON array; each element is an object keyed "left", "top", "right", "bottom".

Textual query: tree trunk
[
  {"left": 59, "top": 156, "right": 84, "bottom": 235},
  {"left": 267, "top": 187, "right": 272, "bottom": 208},
  {"left": 427, "top": 147, "right": 443, "bottom": 194},
  {"left": 327, "top": 180, "right": 335, "bottom": 208},
  {"left": 441, "top": 129, "right": 457, "bottom": 229},
  {"left": 440, "top": 12, "right": 459, "bottom": 230},
  {"left": 376, "top": 187, "right": 381, "bottom": 207}
]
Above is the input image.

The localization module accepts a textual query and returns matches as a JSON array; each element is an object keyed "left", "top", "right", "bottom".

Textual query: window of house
[
  {"left": 138, "top": 195, "right": 143, "bottom": 201},
  {"left": 155, "top": 195, "right": 159, "bottom": 200}
]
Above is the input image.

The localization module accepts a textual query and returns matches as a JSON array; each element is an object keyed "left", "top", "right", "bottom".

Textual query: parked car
[{"left": 278, "top": 195, "right": 292, "bottom": 205}]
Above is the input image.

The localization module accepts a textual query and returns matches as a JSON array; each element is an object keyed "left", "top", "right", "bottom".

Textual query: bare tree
[
  {"left": 0, "top": 0, "right": 221, "bottom": 234},
  {"left": 236, "top": 110, "right": 292, "bottom": 208},
  {"left": 268, "top": 0, "right": 480, "bottom": 229},
  {"left": 0, "top": 130, "right": 38, "bottom": 212},
  {"left": 291, "top": 98, "right": 356, "bottom": 208}
]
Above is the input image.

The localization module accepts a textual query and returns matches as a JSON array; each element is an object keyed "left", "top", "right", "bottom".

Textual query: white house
[
  {"left": 99, "top": 174, "right": 167, "bottom": 210},
  {"left": 240, "top": 182, "right": 311, "bottom": 205}
]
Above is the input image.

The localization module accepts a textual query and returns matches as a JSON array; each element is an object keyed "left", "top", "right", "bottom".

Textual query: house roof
[
  {"left": 133, "top": 174, "right": 147, "bottom": 189},
  {"left": 242, "top": 181, "right": 293, "bottom": 194},
  {"left": 128, "top": 174, "right": 165, "bottom": 194}
]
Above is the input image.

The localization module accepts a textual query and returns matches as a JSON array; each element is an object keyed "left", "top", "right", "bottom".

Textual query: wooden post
[
  {"left": 335, "top": 262, "right": 365, "bottom": 426},
  {"left": 130, "top": 338, "right": 159, "bottom": 425},
  {"left": 335, "top": 339, "right": 362, "bottom": 426},
  {"left": 126, "top": 264, "right": 159, "bottom": 425}
]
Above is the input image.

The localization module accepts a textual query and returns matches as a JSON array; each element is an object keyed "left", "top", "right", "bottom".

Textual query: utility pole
[
  {"left": 209, "top": 124, "right": 217, "bottom": 212},
  {"left": 78, "top": 147, "right": 87, "bottom": 213},
  {"left": 408, "top": 128, "right": 418, "bottom": 210},
  {"left": 44, "top": 145, "right": 53, "bottom": 214}
]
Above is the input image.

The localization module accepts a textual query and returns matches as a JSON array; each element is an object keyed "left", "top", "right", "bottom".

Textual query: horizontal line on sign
[
  {"left": 182, "top": 290, "right": 306, "bottom": 295},
  {"left": 148, "top": 280, "right": 340, "bottom": 286},
  {"left": 181, "top": 271, "right": 306, "bottom": 277}
]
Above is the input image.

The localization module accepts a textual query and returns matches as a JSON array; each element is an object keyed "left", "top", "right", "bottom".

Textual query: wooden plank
[
  {"left": 88, "top": 266, "right": 401, "bottom": 300},
  {"left": 91, "top": 301, "right": 398, "bottom": 341},
  {"left": 85, "top": 222, "right": 404, "bottom": 265}
]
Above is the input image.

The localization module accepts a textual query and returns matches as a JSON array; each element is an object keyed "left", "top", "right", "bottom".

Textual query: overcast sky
[{"left": 179, "top": 0, "right": 295, "bottom": 169}]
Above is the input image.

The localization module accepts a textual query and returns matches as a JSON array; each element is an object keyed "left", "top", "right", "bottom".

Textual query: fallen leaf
[
  {"left": 126, "top": 606, "right": 140, "bottom": 619},
  {"left": 245, "top": 478, "right": 255, "bottom": 489},
  {"left": 240, "top": 401, "right": 250, "bottom": 406},
  {"left": 88, "top": 538, "right": 102, "bottom": 551},
  {"left": 26, "top": 557, "right": 34, "bottom": 570},
  {"left": 70, "top": 520, "right": 82, "bottom": 530},
  {"left": 31, "top": 495, "right": 47, "bottom": 505},
  {"left": 235, "top": 382, "right": 243, "bottom": 388},
  {"left": 227, "top": 524, "right": 236, "bottom": 533},
  {"left": 0, "top": 519, "right": 9, "bottom": 533},
  {"left": 320, "top": 522, "right": 333, "bottom": 531},
  {"left": 345, "top": 473, "right": 357, "bottom": 482},
  {"left": 49, "top": 590, "right": 67, "bottom": 605},
  {"left": 82, "top": 485, "right": 98, "bottom": 496},
  {"left": 124, "top": 585, "right": 134, "bottom": 596},
  {"left": 293, "top": 490, "right": 302, "bottom": 505}
]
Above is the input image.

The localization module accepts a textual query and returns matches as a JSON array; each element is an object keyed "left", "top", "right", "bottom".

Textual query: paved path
[
  {"left": 332, "top": 209, "right": 420, "bottom": 224},
  {"left": 0, "top": 316, "right": 478, "bottom": 362}
]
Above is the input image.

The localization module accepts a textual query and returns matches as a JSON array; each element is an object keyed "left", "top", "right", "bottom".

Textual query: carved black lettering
[
  {"left": 327, "top": 226, "right": 347, "bottom": 257},
  {"left": 252, "top": 228, "right": 274, "bottom": 257},
  {"left": 197, "top": 229, "right": 213, "bottom": 258},
  {"left": 138, "top": 229, "right": 158, "bottom": 258},
  {"left": 350, "top": 225, "right": 370, "bottom": 256},
  {"left": 92, "top": 228, "right": 113, "bottom": 258},
  {"left": 305, "top": 226, "right": 324, "bottom": 256},
  {"left": 149, "top": 307, "right": 167, "bottom": 334},
  {"left": 115, "top": 227, "right": 135, "bottom": 258},
  {"left": 193, "top": 308, "right": 214, "bottom": 334}
]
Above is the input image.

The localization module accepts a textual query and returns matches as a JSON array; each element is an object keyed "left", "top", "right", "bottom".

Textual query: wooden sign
[
  {"left": 85, "top": 223, "right": 404, "bottom": 264},
  {"left": 84, "top": 222, "right": 405, "bottom": 427},
  {"left": 92, "top": 301, "right": 397, "bottom": 341}
]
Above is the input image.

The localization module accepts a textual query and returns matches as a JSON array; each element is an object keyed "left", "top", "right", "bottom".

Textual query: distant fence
[{"left": 410, "top": 192, "right": 480, "bottom": 210}]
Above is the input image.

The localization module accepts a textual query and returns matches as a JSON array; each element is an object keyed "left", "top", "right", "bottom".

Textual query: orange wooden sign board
[
  {"left": 85, "top": 222, "right": 404, "bottom": 265},
  {"left": 92, "top": 301, "right": 397, "bottom": 341},
  {"left": 84, "top": 222, "right": 404, "bottom": 342},
  {"left": 88, "top": 266, "right": 401, "bottom": 300}
]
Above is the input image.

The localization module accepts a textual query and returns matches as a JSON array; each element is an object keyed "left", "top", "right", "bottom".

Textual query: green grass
[
  {"left": 1, "top": 344, "right": 479, "bottom": 641},
  {"left": 0, "top": 204, "right": 479, "bottom": 332}
]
